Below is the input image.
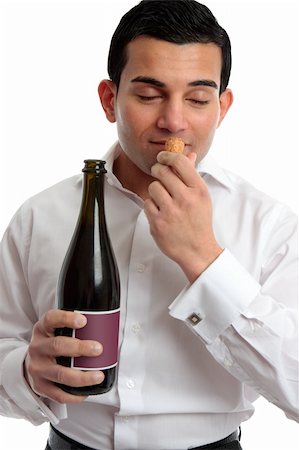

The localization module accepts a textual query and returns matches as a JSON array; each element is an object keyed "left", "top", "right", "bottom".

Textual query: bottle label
[{"left": 71, "top": 309, "right": 120, "bottom": 370}]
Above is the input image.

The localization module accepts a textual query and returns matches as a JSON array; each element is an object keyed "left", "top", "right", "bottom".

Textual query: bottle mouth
[{"left": 82, "top": 159, "right": 107, "bottom": 174}]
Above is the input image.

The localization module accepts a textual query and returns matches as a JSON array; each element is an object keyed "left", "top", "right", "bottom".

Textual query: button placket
[{"left": 117, "top": 211, "right": 153, "bottom": 417}]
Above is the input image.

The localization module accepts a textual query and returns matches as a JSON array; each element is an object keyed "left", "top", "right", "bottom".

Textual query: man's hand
[
  {"left": 144, "top": 151, "right": 223, "bottom": 282},
  {"left": 24, "top": 309, "right": 104, "bottom": 404}
]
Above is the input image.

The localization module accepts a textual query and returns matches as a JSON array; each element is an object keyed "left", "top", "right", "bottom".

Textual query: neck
[{"left": 113, "top": 148, "right": 154, "bottom": 200}]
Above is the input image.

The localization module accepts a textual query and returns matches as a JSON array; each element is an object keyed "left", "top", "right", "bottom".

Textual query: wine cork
[{"left": 165, "top": 137, "right": 185, "bottom": 153}]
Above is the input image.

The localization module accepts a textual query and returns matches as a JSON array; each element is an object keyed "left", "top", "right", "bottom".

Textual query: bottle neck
[
  {"left": 79, "top": 160, "right": 107, "bottom": 219},
  {"left": 80, "top": 172, "right": 105, "bottom": 220}
]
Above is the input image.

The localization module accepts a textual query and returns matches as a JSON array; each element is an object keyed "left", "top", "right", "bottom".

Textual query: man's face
[{"left": 105, "top": 36, "right": 232, "bottom": 176}]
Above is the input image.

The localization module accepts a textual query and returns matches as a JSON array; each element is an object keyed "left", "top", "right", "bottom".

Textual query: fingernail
[
  {"left": 92, "top": 342, "right": 102, "bottom": 354},
  {"left": 93, "top": 372, "right": 104, "bottom": 383},
  {"left": 74, "top": 315, "right": 86, "bottom": 327}
]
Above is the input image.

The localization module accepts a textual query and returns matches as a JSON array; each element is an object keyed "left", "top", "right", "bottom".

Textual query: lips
[
  {"left": 150, "top": 140, "right": 167, "bottom": 145},
  {"left": 150, "top": 140, "right": 190, "bottom": 146}
]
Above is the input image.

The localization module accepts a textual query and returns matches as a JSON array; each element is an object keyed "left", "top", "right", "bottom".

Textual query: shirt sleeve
[
  {"left": 0, "top": 208, "right": 66, "bottom": 425},
  {"left": 1, "top": 346, "right": 66, "bottom": 425},
  {"left": 169, "top": 206, "right": 298, "bottom": 422}
]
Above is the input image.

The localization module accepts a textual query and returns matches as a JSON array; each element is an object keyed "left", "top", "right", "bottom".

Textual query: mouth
[
  {"left": 150, "top": 141, "right": 166, "bottom": 147},
  {"left": 150, "top": 140, "right": 190, "bottom": 148}
]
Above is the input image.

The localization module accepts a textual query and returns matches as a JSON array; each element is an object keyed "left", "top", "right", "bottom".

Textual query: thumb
[{"left": 187, "top": 152, "right": 197, "bottom": 167}]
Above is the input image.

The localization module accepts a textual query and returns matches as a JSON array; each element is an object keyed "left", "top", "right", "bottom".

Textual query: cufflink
[{"left": 187, "top": 312, "right": 203, "bottom": 326}]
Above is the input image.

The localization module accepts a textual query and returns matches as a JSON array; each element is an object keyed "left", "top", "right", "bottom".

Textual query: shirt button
[
  {"left": 136, "top": 263, "right": 146, "bottom": 273},
  {"left": 122, "top": 416, "right": 130, "bottom": 423},
  {"left": 224, "top": 357, "right": 233, "bottom": 368},
  {"left": 131, "top": 322, "right": 141, "bottom": 334},
  {"left": 126, "top": 379, "right": 136, "bottom": 389}
]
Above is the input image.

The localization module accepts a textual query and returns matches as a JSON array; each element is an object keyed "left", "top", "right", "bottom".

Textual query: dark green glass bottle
[{"left": 55, "top": 160, "right": 120, "bottom": 395}]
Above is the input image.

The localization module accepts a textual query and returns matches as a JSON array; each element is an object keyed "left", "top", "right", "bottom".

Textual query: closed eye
[
  {"left": 138, "top": 95, "right": 162, "bottom": 102},
  {"left": 187, "top": 98, "right": 209, "bottom": 105}
]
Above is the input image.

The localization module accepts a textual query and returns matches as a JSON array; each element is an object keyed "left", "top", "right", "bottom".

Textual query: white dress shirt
[{"left": 0, "top": 143, "right": 298, "bottom": 450}]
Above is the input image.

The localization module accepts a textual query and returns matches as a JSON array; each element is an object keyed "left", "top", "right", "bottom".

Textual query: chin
[
  {"left": 140, "top": 164, "right": 153, "bottom": 177},
  {"left": 133, "top": 157, "right": 156, "bottom": 177}
]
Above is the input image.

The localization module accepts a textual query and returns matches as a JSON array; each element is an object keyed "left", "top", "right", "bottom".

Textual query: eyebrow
[{"left": 131, "top": 76, "right": 218, "bottom": 90}]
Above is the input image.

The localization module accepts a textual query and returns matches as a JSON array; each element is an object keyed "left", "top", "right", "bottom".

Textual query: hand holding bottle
[{"left": 24, "top": 309, "right": 104, "bottom": 404}]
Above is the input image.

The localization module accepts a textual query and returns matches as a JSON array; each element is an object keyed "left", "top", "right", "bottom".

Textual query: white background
[{"left": 0, "top": 0, "right": 298, "bottom": 449}]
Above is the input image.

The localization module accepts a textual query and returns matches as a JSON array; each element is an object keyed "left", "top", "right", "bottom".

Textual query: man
[{"left": 0, "top": 1, "right": 298, "bottom": 449}]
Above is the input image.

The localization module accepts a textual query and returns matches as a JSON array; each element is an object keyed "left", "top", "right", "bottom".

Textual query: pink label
[{"left": 72, "top": 309, "right": 120, "bottom": 370}]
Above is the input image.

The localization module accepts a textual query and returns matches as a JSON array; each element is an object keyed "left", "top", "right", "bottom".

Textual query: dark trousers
[{"left": 45, "top": 424, "right": 242, "bottom": 450}]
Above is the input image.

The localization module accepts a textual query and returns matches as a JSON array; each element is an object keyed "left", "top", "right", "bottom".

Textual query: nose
[{"left": 156, "top": 98, "right": 188, "bottom": 134}]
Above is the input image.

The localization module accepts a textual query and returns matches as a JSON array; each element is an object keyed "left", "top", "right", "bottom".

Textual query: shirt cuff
[
  {"left": 169, "top": 249, "right": 261, "bottom": 344},
  {"left": 1, "top": 345, "right": 67, "bottom": 425}
]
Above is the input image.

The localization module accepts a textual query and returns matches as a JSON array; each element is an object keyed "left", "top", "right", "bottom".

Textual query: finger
[
  {"left": 39, "top": 336, "right": 103, "bottom": 357},
  {"left": 151, "top": 162, "right": 184, "bottom": 196},
  {"left": 156, "top": 151, "right": 200, "bottom": 188},
  {"left": 40, "top": 310, "right": 87, "bottom": 336},
  {"left": 144, "top": 197, "right": 159, "bottom": 219},
  {"left": 187, "top": 152, "right": 197, "bottom": 165},
  {"left": 34, "top": 379, "right": 88, "bottom": 404},
  {"left": 44, "top": 363, "right": 105, "bottom": 388},
  {"left": 148, "top": 180, "right": 172, "bottom": 210}
]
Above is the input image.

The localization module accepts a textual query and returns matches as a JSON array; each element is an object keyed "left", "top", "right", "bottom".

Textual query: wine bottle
[{"left": 55, "top": 159, "right": 120, "bottom": 395}]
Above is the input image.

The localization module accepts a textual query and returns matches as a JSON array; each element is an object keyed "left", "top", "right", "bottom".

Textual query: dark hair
[{"left": 108, "top": 0, "right": 231, "bottom": 94}]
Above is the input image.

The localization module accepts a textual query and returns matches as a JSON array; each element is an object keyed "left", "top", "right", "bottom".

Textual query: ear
[
  {"left": 217, "top": 88, "right": 233, "bottom": 128},
  {"left": 98, "top": 79, "right": 117, "bottom": 123}
]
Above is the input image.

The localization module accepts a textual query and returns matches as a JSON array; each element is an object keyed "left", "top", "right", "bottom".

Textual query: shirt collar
[
  {"left": 101, "top": 142, "right": 235, "bottom": 192},
  {"left": 197, "top": 155, "right": 235, "bottom": 191}
]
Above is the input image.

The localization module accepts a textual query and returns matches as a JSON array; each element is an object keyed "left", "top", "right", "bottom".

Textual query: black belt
[
  {"left": 47, "top": 425, "right": 96, "bottom": 449},
  {"left": 47, "top": 424, "right": 241, "bottom": 450},
  {"left": 190, "top": 429, "right": 241, "bottom": 449}
]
